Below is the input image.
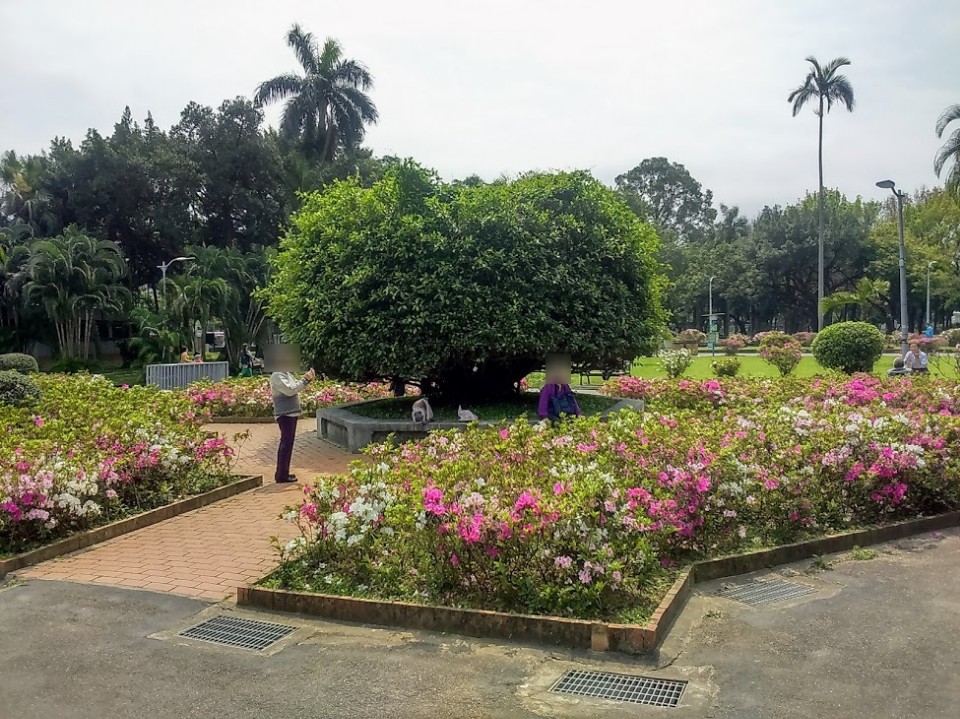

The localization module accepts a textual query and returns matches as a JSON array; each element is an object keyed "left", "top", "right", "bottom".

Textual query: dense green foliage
[
  {"left": 812, "top": 321, "right": 885, "bottom": 374},
  {"left": 0, "top": 353, "right": 38, "bottom": 373},
  {"left": 0, "top": 369, "right": 40, "bottom": 406},
  {"left": 264, "top": 164, "right": 666, "bottom": 398}
]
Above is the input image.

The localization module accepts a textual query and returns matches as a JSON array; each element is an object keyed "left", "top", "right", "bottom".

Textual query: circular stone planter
[{"left": 316, "top": 397, "right": 644, "bottom": 453}]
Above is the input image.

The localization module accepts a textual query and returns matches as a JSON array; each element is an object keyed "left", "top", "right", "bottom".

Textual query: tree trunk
[{"left": 817, "top": 94, "right": 825, "bottom": 333}]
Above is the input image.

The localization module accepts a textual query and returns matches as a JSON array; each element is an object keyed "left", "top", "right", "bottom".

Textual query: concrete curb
[
  {"left": 0, "top": 475, "right": 263, "bottom": 578},
  {"left": 235, "top": 510, "right": 960, "bottom": 655},
  {"left": 316, "top": 397, "right": 644, "bottom": 454}
]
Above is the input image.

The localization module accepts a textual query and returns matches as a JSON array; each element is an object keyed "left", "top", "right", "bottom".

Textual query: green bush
[
  {"left": 812, "top": 322, "right": 885, "bottom": 374},
  {"left": 263, "top": 162, "right": 666, "bottom": 399},
  {"left": 50, "top": 357, "right": 103, "bottom": 373},
  {"left": 711, "top": 357, "right": 741, "bottom": 377},
  {"left": 0, "top": 353, "right": 39, "bottom": 373},
  {"left": 0, "top": 369, "right": 41, "bottom": 406}
]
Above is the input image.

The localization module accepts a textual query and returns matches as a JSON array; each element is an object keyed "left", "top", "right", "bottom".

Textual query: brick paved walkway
[{"left": 19, "top": 421, "right": 356, "bottom": 601}]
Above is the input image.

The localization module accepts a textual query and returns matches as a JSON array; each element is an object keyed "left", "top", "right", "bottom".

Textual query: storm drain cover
[
  {"left": 716, "top": 578, "right": 815, "bottom": 606},
  {"left": 549, "top": 670, "right": 686, "bottom": 707},
  {"left": 178, "top": 615, "right": 296, "bottom": 651}
]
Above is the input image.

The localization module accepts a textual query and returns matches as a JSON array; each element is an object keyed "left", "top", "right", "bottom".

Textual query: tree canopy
[{"left": 263, "top": 163, "right": 666, "bottom": 398}]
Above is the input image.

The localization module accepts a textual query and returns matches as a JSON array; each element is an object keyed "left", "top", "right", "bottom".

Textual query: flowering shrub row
[
  {"left": 1, "top": 374, "right": 234, "bottom": 554},
  {"left": 270, "top": 374, "right": 960, "bottom": 621},
  {"left": 183, "top": 377, "right": 419, "bottom": 418}
]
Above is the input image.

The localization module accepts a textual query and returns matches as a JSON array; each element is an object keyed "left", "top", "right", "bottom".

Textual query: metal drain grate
[
  {"left": 178, "top": 615, "right": 296, "bottom": 651},
  {"left": 717, "top": 578, "right": 815, "bottom": 606},
  {"left": 550, "top": 670, "right": 686, "bottom": 707}
]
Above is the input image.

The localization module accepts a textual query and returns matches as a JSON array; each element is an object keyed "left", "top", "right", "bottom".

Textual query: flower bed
[
  {"left": 264, "top": 374, "right": 960, "bottom": 623},
  {"left": 1, "top": 374, "right": 234, "bottom": 556},
  {"left": 183, "top": 377, "right": 417, "bottom": 418}
]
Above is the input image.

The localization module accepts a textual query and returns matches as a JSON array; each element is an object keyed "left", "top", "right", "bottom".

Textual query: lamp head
[{"left": 876, "top": 180, "right": 896, "bottom": 190}]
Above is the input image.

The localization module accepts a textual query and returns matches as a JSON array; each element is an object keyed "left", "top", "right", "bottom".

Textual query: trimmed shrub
[
  {"left": 792, "top": 332, "right": 817, "bottom": 347},
  {"left": 711, "top": 357, "right": 741, "bottom": 377},
  {"left": 0, "top": 369, "right": 41, "bottom": 406},
  {"left": 758, "top": 331, "right": 803, "bottom": 376},
  {"left": 0, "top": 353, "right": 38, "bottom": 374},
  {"left": 812, "top": 322, "right": 885, "bottom": 374},
  {"left": 941, "top": 328, "right": 960, "bottom": 348}
]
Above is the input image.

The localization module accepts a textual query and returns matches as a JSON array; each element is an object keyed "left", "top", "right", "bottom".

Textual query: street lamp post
[
  {"left": 876, "top": 180, "right": 909, "bottom": 357},
  {"left": 708, "top": 276, "right": 716, "bottom": 357},
  {"left": 926, "top": 261, "right": 937, "bottom": 329},
  {"left": 157, "top": 256, "right": 194, "bottom": 311}
]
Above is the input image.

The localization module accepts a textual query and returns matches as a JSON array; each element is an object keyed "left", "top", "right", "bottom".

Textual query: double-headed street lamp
[
  {"left": 157, "top": 256, "right": 194, "bottom": 311},
  {"left": 876, "top": 180, "right": 908, "bottom": 357}
]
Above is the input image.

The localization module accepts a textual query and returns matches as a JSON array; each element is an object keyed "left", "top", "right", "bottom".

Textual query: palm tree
[
  {"left": 788, "top": 56, "right": 856, "bottom": 332},
  {"left": 935, "top": 104, "right": 960, "bottom": 199},
  {"left": 255, "top": 24, "right": 379, "bottom": 162},
  {"left": 22, "top": 227, "right": 129, "bottom": 360},
  {"left": 820, "top": 277, "right": 890, "bottom": 321}
]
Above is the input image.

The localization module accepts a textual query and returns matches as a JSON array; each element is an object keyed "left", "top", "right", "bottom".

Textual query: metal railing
[{"left": 145, "top": 362, "right": 230, "bottom": 390}]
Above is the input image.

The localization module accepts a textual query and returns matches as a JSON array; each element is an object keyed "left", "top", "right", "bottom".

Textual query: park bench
[
  {"left": 576, "top": 360, "right": 633, "bottom": 385},
  {"left": 145, "top": 361, "right": 230, "bottom": 390}
]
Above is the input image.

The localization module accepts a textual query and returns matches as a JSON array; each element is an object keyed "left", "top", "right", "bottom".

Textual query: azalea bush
[
  {"left": 658, "top": 349, "right": 692, "bottom": 378},
  {"left": 720, "top": 334, "right": 748, "bottom": 355},
  {"left": 269, "top": 373, "right": 960, "bottom": 621},
  {"left": 183, "top": 377, "right": 418, "bottom": 418},
  {"left": 711, "top": 357, "right": 741, "bottom": 377},
  {"left": 1, "top": 374, "right": 235, "bottom": 555},
  {"left": 758, "top": 331, "right": 803, "bottom": 375}
]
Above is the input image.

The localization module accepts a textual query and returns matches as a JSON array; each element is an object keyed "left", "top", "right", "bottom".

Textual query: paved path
[{"left": 17, "top": 421, "right": 355, "bottom": 601}]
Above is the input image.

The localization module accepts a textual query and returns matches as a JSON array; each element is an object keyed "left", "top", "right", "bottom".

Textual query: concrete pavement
[{"left": 3, "top": 529, "right": 958, "bottom": 718}]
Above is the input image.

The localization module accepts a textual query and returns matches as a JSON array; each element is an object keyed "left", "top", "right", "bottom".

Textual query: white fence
[{"left": 145, "top": 362, "right": 230, "bottom": 390}]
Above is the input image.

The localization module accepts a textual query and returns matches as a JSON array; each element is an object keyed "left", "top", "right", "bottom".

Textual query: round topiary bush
[
  {"left": 264, "top": 162, "right": 666, "bottom": 400},
  {"left": 0, "top": 352, "right": 39, "bottom": 373},
  {"left": 811, "top": 322, "right": 885, "bottom": 374},
  {"left": 0, "top": 369, "right": 41, "bottom": 406}
]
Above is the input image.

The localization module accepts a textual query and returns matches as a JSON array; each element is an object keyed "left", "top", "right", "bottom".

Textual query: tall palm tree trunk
[{"left": 817, "top": 95, "right": 825, "bottom": 333}]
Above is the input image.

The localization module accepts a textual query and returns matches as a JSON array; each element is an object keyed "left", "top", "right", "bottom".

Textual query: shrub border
[
  {"left": 236, "top": 510, "right": 960, "bottom": 655},
  {"left": 0, "top": 475, "right": 263, "bottom": 578}
]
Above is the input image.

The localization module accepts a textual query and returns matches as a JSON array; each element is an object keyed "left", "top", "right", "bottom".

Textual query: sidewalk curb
[
  {"left": 236, "top": 510, "right": 960, "bottom": 655},
  {"left": 1, "top": 475, "right": 263, "bottom": 578}
]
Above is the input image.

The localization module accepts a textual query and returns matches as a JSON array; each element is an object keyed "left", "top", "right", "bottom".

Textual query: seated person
[
  {"left": 887, "top": 358, "right": 911, "bottom": 377},
  {"left": 179, "top": 346, "right": 192, "bottom": 363},
  {"left": 192, "top": 353, "right": 203, "bottom": 363},
  {"left": 903, "top": 342, "right": 928, "bottom": 374},
  {"left": 538, "top": 354, "right": 582, "bottom": 421}
]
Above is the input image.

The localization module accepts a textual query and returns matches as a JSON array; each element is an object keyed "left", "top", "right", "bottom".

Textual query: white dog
[
  {"left": 457, "top": 405, "right": 479, "bottom": 422},
  {"left": 411, "top": 397, "right": 434, "bottom": 423}
]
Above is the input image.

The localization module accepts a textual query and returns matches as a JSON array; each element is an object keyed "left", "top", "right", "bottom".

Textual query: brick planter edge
[
  {"left": 1, "top": 475, "right": 262, "bottom": 578},
  {"left": 235, "top": 510, "right": 960, "bottom": 655}
]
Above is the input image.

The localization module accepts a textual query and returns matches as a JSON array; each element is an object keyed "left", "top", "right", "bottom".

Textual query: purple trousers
[{"left": 275, "top": 414, "right": 299, "bottom": 482}]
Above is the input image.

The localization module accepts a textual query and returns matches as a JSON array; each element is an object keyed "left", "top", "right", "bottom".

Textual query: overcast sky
[{"left": 2, "top": 0, "right": 957, "bottom": 213}]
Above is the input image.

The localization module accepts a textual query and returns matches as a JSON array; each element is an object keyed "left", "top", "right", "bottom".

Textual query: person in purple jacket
[{"left": 538, "top": 354, "right": 582, "bottom": 421}]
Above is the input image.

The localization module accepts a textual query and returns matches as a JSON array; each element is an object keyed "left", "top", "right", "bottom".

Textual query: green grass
[{"left": 348, "top": 393, "right": 619, "bottom": 422}]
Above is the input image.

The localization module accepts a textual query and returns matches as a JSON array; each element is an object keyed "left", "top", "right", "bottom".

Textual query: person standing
[{"left": 270, "top": 350, "right": 316, "bottom": 484}]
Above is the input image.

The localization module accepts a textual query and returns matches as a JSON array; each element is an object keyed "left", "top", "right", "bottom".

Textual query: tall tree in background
[
  {"left": 788, "top": 56, "right": 855, "bottom": 332},
  {"left": 935, "top": 103, "right": 960, "bottom": 200},
  {"left": 614, "top": 157, "right": 716, "bottom": 243},
  {"left": 255, "top": 24, "right": 379, "bottom": 162}
]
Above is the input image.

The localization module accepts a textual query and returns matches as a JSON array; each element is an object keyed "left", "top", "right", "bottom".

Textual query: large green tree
[
  {"left": 788, "top": 56, "right": 856, "bottom": 331},
  {"left": 263, "top": 163, "right": 666, "bottom": 399},
  {"left": 614, "top": 157, "right": 716, "bottom": 243},
  {"left": 255, "top": 24, "right": 379, "bottom": 162}
]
